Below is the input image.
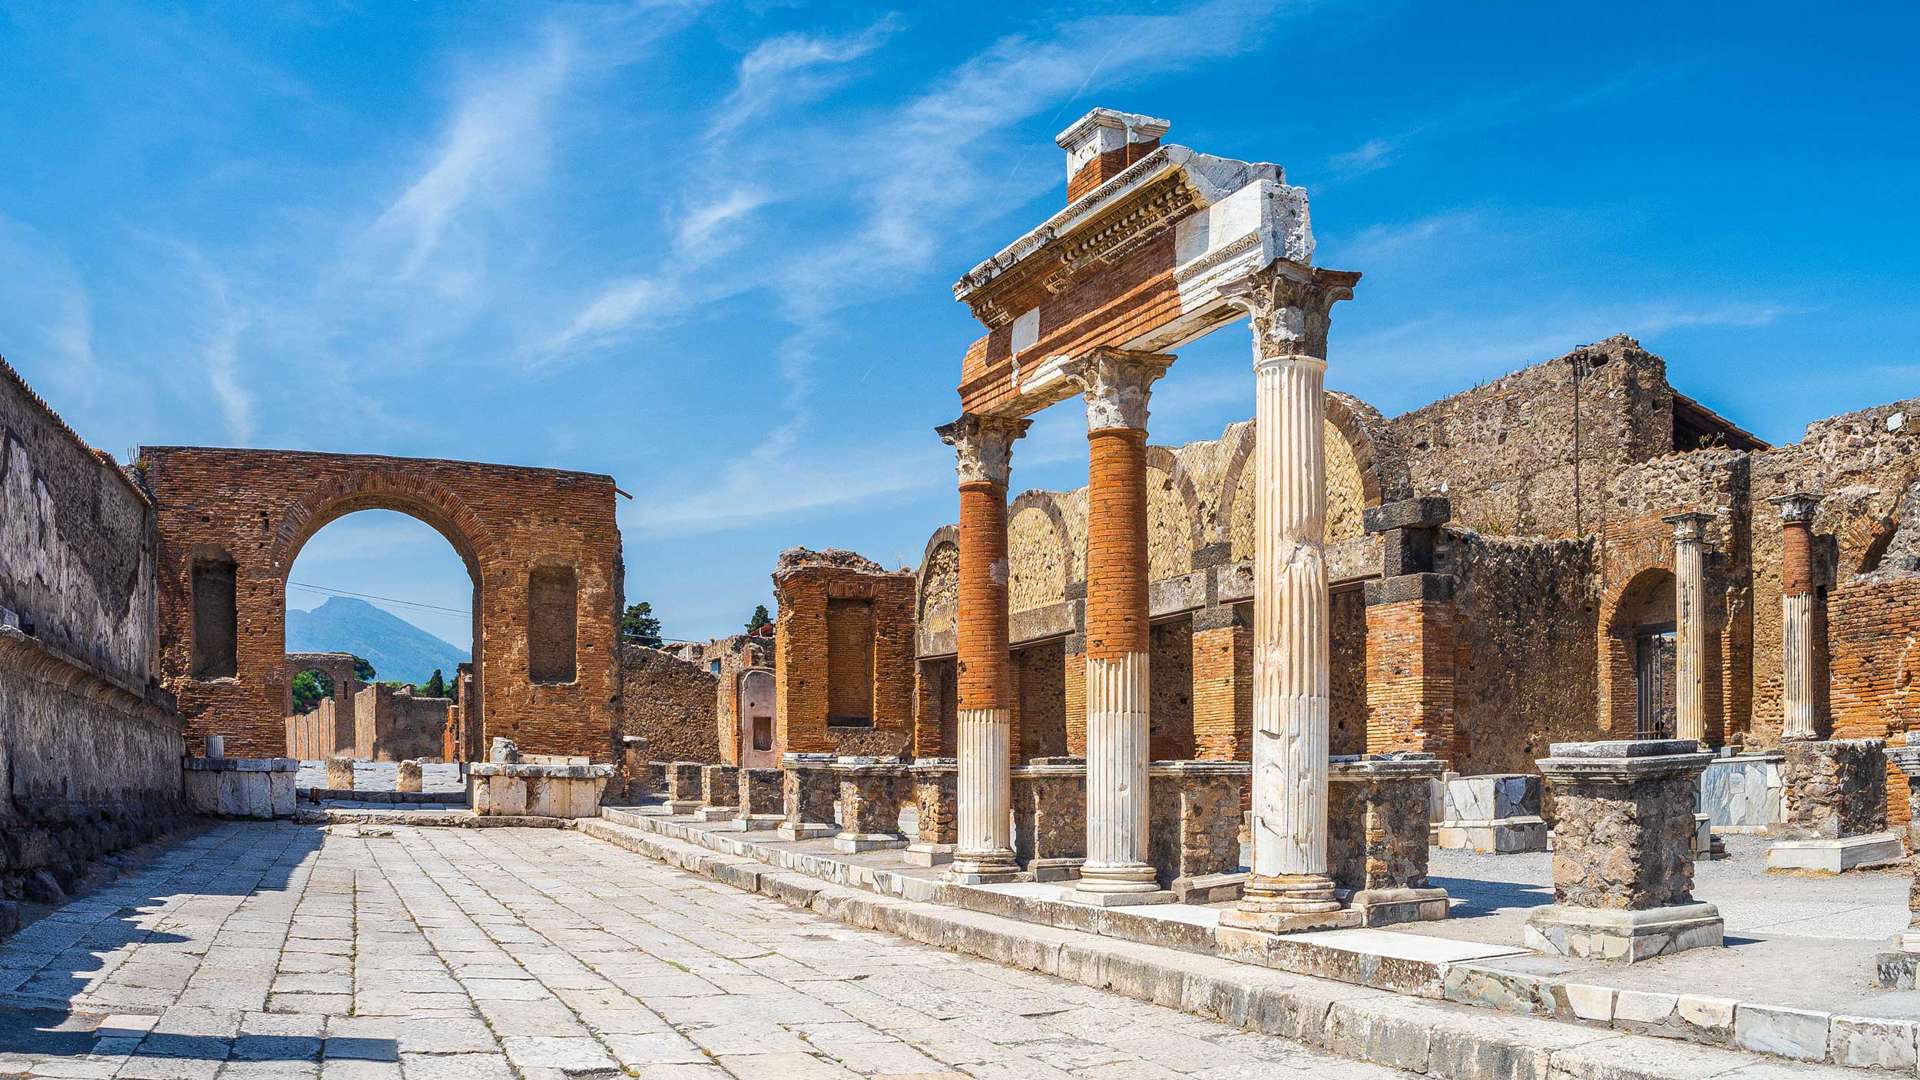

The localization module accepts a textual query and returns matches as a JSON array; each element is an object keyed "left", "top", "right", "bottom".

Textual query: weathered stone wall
[
  {"left": 1148, "top": 617, "right": 1194, "bottom": 760},
  {"left": 1012, "top": 639, "right": 1067, "bottom": 761},
  {"left": 0, "top": 360, "right": 185, "bottom": 912},
  {"left": 1832, "top": 568, "right": 1920, "bottom": 826},
  {"left": 352, "top": 683, "right": 449, "bottom": 762},
  {"left": 1448, "top": 532, "right": 1599, "bottom": 774},
  {"left": 141, "top": 445, "right": 622, "bottom": 761},
  {"left": 618, "top": 643, "right": 721, "bottom": 764}
]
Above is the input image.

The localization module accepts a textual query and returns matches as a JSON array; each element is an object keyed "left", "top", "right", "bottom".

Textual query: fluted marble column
[
  {"left": 937, "top": 413, "right": 1032, "bottom": 882},
  {"left": 1062, "top": 348, "right": 1173, "bottom": 901},
  {"left": 1665, "top": 513, "right": 1712, "bottom": 747},
  {"left": 1775, "top": 493, "right": 1822, "bottom": 741},
  {"left": 1219, "top": 262, "right": 1363, "bottom": 935}
]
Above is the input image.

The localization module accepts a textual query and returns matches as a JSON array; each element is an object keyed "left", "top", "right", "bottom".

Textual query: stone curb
[
  {"left": 292, "top": 809, "right": 573, "bottom": 829},
  {"left": 577, "top": 816, "right": 1869, "bottom": 1080},
  {"left": 594, "top": 807, "right": 1913, "bottom": 1075}
]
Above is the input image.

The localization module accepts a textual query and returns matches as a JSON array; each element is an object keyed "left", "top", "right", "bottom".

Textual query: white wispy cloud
[
  {"left": 708, "top": 14, "right": 902, "bottom": 142},
  {"left": 0, "top": 214, "right": 98, "bottom": 399}
]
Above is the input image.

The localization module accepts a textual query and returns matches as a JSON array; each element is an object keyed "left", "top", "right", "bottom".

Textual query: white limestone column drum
[
  {"left": 1782, "top": 592, "right": 1817, "bottom": 740},
  {"left": 1216, "top": 263, "right": 1362, "bottom": 935},
  {"left": 1078, "top": 653, "right": 1159, "bottom": 894},
  {"left": 1665, "top": 513, "right": 1712, "bottom": 746},
  {"left": 955, "top": 707, "right": 1012, "bottom": 874}
]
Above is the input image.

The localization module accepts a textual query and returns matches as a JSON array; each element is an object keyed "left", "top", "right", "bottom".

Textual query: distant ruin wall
[
  {"left": 618, "top": 644, "right": 720, "bottom": 763},
  {"left": 352, "top": 684, "right": 449, "bottom": 762}
]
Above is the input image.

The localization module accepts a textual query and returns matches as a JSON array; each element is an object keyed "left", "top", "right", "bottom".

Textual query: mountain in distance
[{"left": 286, "top": 596, "right": 469, "bottom": 687}]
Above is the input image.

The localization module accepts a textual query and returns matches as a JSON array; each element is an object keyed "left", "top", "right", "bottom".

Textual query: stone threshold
[
  {"left": 297, "top": 787, "right": 466, "bottom": 805},
  {"left": 576, "top": 814, "right": 1872, "bottom": 1080},
  {"left": 291, "top": 808, "right": 573, "bottom": 829},
  {"left": 592, "top": 807, "right": 1914, "bottom": 1073}
]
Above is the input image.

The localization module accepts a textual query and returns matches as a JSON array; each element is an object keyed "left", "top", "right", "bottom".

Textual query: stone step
[{"left": 578, "top": 815, "right": 1876, "bottom": 1080}]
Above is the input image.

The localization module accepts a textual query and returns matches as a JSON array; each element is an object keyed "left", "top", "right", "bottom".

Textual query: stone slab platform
[
  {"left": 596, "top": 805, "right": 1920, "bottom": 1072},
  {"left": 579, "top": 814, "right": 1876, "bottom": 1079}
]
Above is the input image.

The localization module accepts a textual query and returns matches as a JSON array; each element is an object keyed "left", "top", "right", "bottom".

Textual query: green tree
[
  {"left": 291, "top": 669, "right": 333, "bottom": 714},
  {"left": 621, "top": 601, "right": 663, "bottom": 647},
  {"left": 351, "top": 656, "right": 376, "bottom": 683},
  {"left": 745, "top": 604, "right": 772, "bottom": 635},
  {"left": 421, "top": 669, "right": 448, "bottom": 698}
]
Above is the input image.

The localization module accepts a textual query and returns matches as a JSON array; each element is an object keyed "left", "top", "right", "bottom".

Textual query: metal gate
[{"left": 1635, "top": 626, "right": 1677, "bottom": 739}]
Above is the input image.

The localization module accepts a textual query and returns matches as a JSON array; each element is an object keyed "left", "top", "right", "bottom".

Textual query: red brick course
[
  {"left": 141, "top": 446, "right": 620, "bottom": 761},
  {"left": 1830, "top": 574, "right": 1920, "bottom": 826},
  {"left": 772, "top": 553, "right": 914, "bottom": 756},
  {"left": 1364, "top": 598, "right": 1456, "bottom": 758},
  {"left": 1085, "top": 428, "right": 1150, "bottom": 660},
  {"left": 956, "top": 483, "right": 1013, "bottom": 712}
]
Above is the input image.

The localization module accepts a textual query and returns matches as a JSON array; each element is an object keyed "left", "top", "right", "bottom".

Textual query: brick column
[
  {"left": 936, "top": 414, "right": 1032, "bottom": 883},
  {"left": 1664, "top": 513, "right": 1712, "bottom": 747},
  {"left": 1774, "top": 492, "right": 1821, "bottom": 741},
  {"left": 1362, "top": 498, "right": 1456, "bottom": 758},
  {"left": 1219, "top": 263, "right": 1362, "bottom": 936},
  {"left": 1062, "top": 348, "right": 1173, "bottom": 903}
]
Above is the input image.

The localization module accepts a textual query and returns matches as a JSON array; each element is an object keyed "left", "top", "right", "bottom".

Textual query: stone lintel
[
  {"left": 1192, "top": 603, "right": 1250, "bottom": 633},
  {"left": 1362, "top": 573, "right": 1455, "bottom": 607},
  {"left": 1363, "top": 497, "right": 1452, "bottom": 535},
  {"left": 1328, "top": 753, "right": 1445, "bottom": 781},
  {"left": 1147, "top": 759, "right": 1251, "bottom": 778},
  {"left": 909, "top": 757, "right": 958, "bottom": 774}
]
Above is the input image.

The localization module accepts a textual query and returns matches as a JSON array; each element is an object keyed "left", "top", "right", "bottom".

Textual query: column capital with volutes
[
  {"left": 937, "top": 414, "right": 1032, "bottom": 488},
  {"left": 1221, "top": 261, "right": 1361, "bottom": 366},
  {"left": 1061, "top": 348, "right": 1174, "bottom": 433},
  {"left": 1663, "top": 511, "right": 1714, "bottom": 546},
  {"left": 1772, "top": 491, "right": 1821, "bottom": 526}
]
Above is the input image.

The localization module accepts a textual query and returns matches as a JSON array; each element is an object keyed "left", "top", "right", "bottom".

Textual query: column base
[
  {"left": 1221, "top": 873, "right": 1362, "bottom": 933},
  {"left": 1219, "top": 906, "right": 1363, "bottom": 934},
  {"left": 775, "top": 822, "right": 837, "bottom": 841},
  {"left": 694, "top": 806, "right": 739, "bottom": 822},
  {"left": 1349, "top": 887, "right": 1450, "bottom": 927},
  {"left": 902, "top": 842, "right": 955, "bottom": 867},
  {"left": 948, "top": 850, "right": 1020, "bottom": 884},
  {"left": 1060, "top": 885, "right": 1176, "bottom": 907},
  {"left": 1766, "top": 832, "right": 1904, "bottom": 874},
  {"left": 665, "top": 800, "right": 703, "bottom": 816},
  {"left": 715, "top": 814, "right": 783, "bottom": 832},
  {"left": 1524, "top": 902, "right": 1723, "bottom": 963},
  {"left": 833, "top": 832, "right": 908, "bottom": 853},
  {"left": 1028, "top": 857, "right": 1086, "bottom": 883}
]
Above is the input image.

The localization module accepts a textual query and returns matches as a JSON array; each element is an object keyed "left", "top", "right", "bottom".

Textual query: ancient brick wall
[
  {"left": 1330, "top": 588, "right": 1369, "bottom": 757},
  {"left": 1148, "top": 618, "right": 1194, "bottom": 760},
  {"left": 0, "top": 360, "right": 185, "bottom": 909},
  {"left": 1831, "top": 571, "right": 1920, "bottom": 826},
  {"left": 352, "top": 683, "right": 449, "bottom": 762},
  {"left": 1448, "top": 531, "right": 1600, "bottom": 774},
  {"left": 773, "top": 549, "right": 914, "bottom": 757},
  {"left": 697, "top": 635, "right": 770, "bottom": 765},
  {"left": 617, "top": 643, "right": 720, "bottom": 764},
  {"left": 140, "top": 446, "right": 621, "bottom": 761},
  {"left": 1012, "top": 639, "right": 1067, "bottom": 760},
  {"left": 1393, "top": 338, "right": 1676, "bottom": 539}
]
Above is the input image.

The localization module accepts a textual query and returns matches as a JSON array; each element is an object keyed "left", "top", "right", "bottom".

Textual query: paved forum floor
[{"left": 0, "top": 824, "right": 1415, "bottom": 1079}]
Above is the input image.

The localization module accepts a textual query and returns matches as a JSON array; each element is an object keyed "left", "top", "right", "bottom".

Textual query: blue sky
[{"left": 5, "top": 2, "right": 1918, "bottom": 646}]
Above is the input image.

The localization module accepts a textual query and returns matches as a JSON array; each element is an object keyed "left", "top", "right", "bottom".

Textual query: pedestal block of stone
[
  {"left": 1527, "top": 740, "right": 1723, "bottom": 963},
  {"left": 729, "top": 768, "right": 784, "bottom": 831},
  {"left": 1876, "top": 743, "right": 1920, "bottom": 988},
  {"left": 1697, "top": 752, "right": 1785, "bottom": 832},
  {"left": 834, "top": 758, "right": 908, "bottom": 853},
  {"left": 395, "top": 760, "right": 423, "bottom": 794},
  {"left": 1769, "top": 738, "right": 1902, "bottom": 873},
  {"left": 1329, "top": 754, "right": 1448, "bottom": 926},
  {"left": 469, "top": 763, "right": 611, "bottom": 818},
  {"left": 696, "top": 764, "right": 740, "bottom": 821},
  {"left": 1013, "top": 758, "right": 1088, "bottom": 882},
  {"left": 1147, "top": 760, "right": 1249, "bottom": 902},
  {"left": 1431, "top": 773, "right": 1548, "bottom": 854},
  {"left": 611, "top": 736, "right": 649, "bottom": 803},
  {"left": 185, "top": 758, "right": 298, "bottom": 820},
  {"left": 325, "top": 757, "right": 355, "bottom": 791},
  {"left": 664, "top": 762, "right": 704, "bottom": 816},
  {"left": 639, "top": 760, "right": 667, "bottom": 800},
  {"left": 906, "top": 758, "right": 958, "bottom": 866},
  {"left": 779, "top": 753, "right": 838, "bottom": 840}
]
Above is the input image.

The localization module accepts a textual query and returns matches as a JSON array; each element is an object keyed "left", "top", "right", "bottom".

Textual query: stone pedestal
[
  {"left": 1329, "top": 754, "right": 1449, "bottom": 926},
  {"left": 665, "top": 762, "right": 704, "bottom": 815},
  {"left": 185, "top": 758, "right": 298, "bottom": 819},
  {"left": 696, "top": 764, "right": 740, "bottom": 821},
  {"left": 613, "top": 735, "right": 650, "bottom": 802},
  {"left": 906, "top": 758, "right": 958, "bottom": 866},
  {"left": 1697, "top": 752, "right": 1785, "bottom": 833},
  {"left": 1770, "top": 738, "right": 1901, "bottom": 873},
  {"left": 1013, "top": 758, "right": 1089, "bottom": 883},
  {"left": 1431, "top": 773, "right": 1548, "bottom": 854},
  {"left": 834, "top": 759, "right": 908, "bottom": 852},
  {"left": 730, "top": 767, "right": 784, "bottom": 831},
  {"left": 325, "top": 757, "right": 355, "bottom": 791},
  {"left": 469, "top": 762, "right": 610, "bottom": 818},
  {"left": 1147, "top": 760, "right": 1249, "bottom": 902},
  {"left": 395, "top": 759, "right": 423, "bottom": 794},
  {"left": 1876, "top": 743, "right": 1920, "bottom": 988},
  {"left": 1527, "top": 740, "right": 1723, "bottom": 963},
  {"left": 638, "top": 760, "right": 667, "bottom": 800},
  {"left": 778, "top": 753, "right": 839, "bottom": 840}
]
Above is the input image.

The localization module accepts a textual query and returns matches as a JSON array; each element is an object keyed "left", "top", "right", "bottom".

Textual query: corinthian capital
[
  {"left": 1221, "top": 261, "right": 1361, "bottom": 364},
  {"left": 1061, "top": 348, "right": 1175, "bottom": 432},
  {"left": 937, "top": 414, "right": 1032, "bottom": 487}
]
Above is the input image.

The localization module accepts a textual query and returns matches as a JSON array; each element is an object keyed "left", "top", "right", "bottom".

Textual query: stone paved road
[{"left": 0, "top": 823, "right": 1413, "bottom": 1079}]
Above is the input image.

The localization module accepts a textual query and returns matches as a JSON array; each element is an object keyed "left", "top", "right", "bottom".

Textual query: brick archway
[{"left": 142, "top": 446, "right": 622, "bottom": 760}]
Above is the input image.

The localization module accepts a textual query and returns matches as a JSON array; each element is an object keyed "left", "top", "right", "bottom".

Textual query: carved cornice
[
  {"left": 1221, "top": 261, "right": 1360, "bottom": 364},
  {"left": 1062, "top": 348, "right": 1174, "bottom": 432},
  {"left": 936, "top": 414, "right": 1033, "bottom": 487}
]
